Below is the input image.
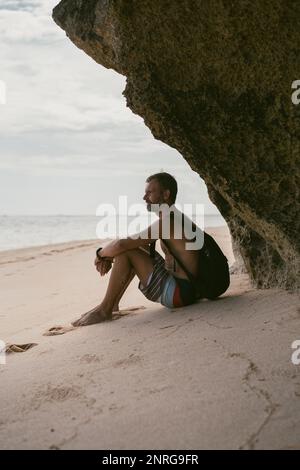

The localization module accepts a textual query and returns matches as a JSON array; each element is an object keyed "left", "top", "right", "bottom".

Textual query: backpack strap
[{"left": 149, "top": 241, "right": 156, "bottom": 258}]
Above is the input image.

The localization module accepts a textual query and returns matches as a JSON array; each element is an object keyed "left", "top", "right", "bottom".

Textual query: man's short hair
[{"left": 146, "top": 172, "right": 178, "bottom": 203}]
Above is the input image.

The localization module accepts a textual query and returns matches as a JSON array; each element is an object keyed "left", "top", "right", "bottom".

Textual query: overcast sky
[{"left": 0, "top": 0, "right": 222, "bottom": 216}]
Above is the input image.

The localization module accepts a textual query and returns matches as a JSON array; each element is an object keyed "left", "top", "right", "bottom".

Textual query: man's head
[{"left": 143, "top": 172, "right": 178, "bottom": 211}]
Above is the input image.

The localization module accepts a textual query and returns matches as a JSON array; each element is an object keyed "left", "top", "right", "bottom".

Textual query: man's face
[{"left": 143, "top": 179, "right": 166, "bottom": 212}]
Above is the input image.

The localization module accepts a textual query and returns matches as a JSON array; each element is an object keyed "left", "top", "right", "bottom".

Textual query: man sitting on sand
[{"left": 73, "top": 172, "right": 201, "bottom": 327}]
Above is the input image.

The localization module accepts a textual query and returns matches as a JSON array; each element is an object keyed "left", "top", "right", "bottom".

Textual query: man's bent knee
[{"left": 116, "top": 247, "right": 150, "bottom": 257}]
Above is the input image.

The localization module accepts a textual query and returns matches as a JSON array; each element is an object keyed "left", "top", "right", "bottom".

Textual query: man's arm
[{"left": 100, "top": 219, "right": 161, "bottom": 258}]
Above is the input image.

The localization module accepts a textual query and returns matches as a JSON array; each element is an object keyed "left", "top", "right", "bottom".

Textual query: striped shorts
[{"left": 138, "top": 252, "right": 170, "bottom": 303}]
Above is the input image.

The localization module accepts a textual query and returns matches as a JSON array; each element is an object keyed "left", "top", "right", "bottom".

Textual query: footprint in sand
[
  {"left": 43, "top": 325, "right": 77, "bottom": 336},
  {"left": 112, "top": 305, "right": 146, "bottom": 320},
  {"left": 5, "top": 343, "right": 38, "bottom": 354}
]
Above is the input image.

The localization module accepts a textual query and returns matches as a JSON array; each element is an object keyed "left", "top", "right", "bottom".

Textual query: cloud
[
  {"left": 0, "top": 34, "right": 130, "bottom": 134},
  {"left": 0, "top": 1, "right": 58, "bottom": 14},
  {"left": 0, "top": 7, "right": 61, "bottom": 42},
  {"left": 0, "top": 1, "right": 40, "bottom": 12},
  {"left": 0, "top": 1, "right": 221, "bottom": 215}
]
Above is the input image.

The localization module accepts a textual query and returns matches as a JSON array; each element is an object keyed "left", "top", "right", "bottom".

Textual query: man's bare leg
[
  {"left": 112, "top": 268, "right": 135, "bottom": 312},
  {"left": 72, "top": 249, "right": 154, "bottom": 327},
  {"left": 112, "top": 247, "right": 150, "bottom": 311}
]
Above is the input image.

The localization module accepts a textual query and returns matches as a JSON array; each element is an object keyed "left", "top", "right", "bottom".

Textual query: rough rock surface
[{"left": 53, "top": 0, "right": 300, "bottom": 290}]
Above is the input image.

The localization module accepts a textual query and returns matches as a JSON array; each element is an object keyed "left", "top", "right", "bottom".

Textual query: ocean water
[{"left": 0, "top": 214, "right": 226, "bottom": 252}]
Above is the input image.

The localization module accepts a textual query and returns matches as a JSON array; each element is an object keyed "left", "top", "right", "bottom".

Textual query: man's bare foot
[{"left": 72, "top": 306, "right": 112, "bottom": 327}]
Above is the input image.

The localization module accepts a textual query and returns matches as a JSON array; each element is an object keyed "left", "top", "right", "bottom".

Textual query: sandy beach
[{"left": 0, "top": 226, "right": 299, "bottom": 450}]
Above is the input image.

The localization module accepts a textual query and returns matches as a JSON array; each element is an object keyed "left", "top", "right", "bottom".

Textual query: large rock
[{"left": 53, "top": 0, "right": 300, "bottom": 291}]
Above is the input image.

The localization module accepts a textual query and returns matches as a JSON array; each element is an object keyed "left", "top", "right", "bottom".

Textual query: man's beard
[
  {"left": 146, "top": 201, "right": 162, "bottom": 213},
  {"left": 146, "top": 201, "right": 171, "bottom": 216}
]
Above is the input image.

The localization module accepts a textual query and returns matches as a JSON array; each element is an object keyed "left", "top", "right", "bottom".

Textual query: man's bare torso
[
  {"left": 160, "top": 239, "right": 199, "bottom": 280},
  {"left": 159, "top": 213, "right": 200, "bottom": 280}
]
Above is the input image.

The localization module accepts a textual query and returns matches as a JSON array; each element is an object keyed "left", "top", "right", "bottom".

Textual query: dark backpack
[
  {"left": 161, "top": 231, "right": 230, "bottom": 301},
  {"left": 196, "top": 232, "right": 230, "bottom": 300}
]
